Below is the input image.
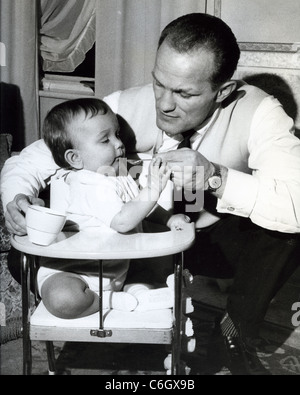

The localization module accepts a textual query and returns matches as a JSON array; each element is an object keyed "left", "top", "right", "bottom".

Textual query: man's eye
[
  {"left": 154, "top": 79, "right": 163, "bottom": 88},
  {"left": 179, "top": 92, "right": 192, "bottom": 99}
]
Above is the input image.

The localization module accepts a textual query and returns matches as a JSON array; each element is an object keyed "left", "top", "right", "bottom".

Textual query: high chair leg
[
  {"left": 171, "top": 252, "right": 183, "bottom": 375},
  {"left": 46, "top": 341, "right": 56, "bottom": 375},
  {"left": 21, "top": 253, "right": 32, "bottom": 375}
]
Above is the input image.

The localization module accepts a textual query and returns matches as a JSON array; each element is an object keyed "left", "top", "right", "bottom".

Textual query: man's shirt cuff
[{"left": 217, "top": 168, "right": 259, "bottom": 217}]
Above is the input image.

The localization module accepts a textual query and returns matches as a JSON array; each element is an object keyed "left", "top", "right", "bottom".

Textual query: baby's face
[{"left": 71, "top": 109, "right": 125, "bottom": 175}]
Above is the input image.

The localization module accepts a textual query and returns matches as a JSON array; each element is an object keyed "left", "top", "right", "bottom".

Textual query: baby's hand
[
  {"left": 167, "top": 214, "right": 191, "bottom": 231},
  {"left": 148, "top": 157, "right": 171, "bottom": 198}
]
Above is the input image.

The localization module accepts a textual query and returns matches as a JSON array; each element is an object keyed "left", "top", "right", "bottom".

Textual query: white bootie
[
  {"left": 103, "top": 291, "right": 138, "bottom": 311},
  {"left": 124, "top": 282, "right": 174, "bottom": 311}
]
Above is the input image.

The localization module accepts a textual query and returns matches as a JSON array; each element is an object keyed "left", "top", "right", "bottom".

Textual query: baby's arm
[{"left": 110, "top": 158, "right": 171, "bottom": 233}]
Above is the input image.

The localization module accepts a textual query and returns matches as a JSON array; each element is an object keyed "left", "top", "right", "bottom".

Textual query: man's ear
[
  {"left": 64, "top": 149, "right": 83, "bottom": 170},
  {"left": 215, "top": 80, "right": 237, "bottom": 103}
]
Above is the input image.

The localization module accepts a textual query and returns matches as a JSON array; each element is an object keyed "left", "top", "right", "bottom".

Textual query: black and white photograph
[{"left": 1, "top": 0, "right": 300, "bottom": 378}]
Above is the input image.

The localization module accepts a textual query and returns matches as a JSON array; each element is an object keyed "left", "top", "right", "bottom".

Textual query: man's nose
[{"left": 159, "top": 89, "right": 176, "bottom": 113}]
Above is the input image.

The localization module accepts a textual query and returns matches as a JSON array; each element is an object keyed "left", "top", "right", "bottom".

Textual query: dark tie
[
  {"left": 173, "top": 130, "right": 196, "bottom": 214},
  {"left": 177, "top": 129, "right": 195, "bottom": 149},
  {"left": 173, "top": 129, "right": 219, "bottom": 216}
]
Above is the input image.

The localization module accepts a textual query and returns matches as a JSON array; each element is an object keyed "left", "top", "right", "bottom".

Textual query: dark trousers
[{"left": 184, "top": 215, "right": 300, "bottom": 338}]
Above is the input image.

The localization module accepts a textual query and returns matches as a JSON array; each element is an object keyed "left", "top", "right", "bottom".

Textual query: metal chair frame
[{"left": 11, "top": 224, "right": 195, "bottom": 375}]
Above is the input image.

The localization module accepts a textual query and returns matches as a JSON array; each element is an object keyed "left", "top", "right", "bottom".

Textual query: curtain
[
  {"left": 0, "top": 0, "right": 39, "bottom": 146},
  {"left": 95, "top": 0, "right": 207, "bottom": 97},
  {"left": 0, "top": 0, "right": 207, "bottom": 144},
  {"left": 39, "top": 0, "right": 96, "bottom": 72}
]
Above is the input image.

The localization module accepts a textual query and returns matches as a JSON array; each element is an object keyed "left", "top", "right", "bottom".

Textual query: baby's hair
[{"left": 43, "top": 98, "right": 109, "bottom": 169}]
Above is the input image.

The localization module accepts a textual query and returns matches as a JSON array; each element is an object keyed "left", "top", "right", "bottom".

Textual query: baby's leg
[
  {"left": 41, "top": 272, "right": 100, "bottom": 319},
  {"left": 104, "top": 291, "right": 138, "bottom": 312},
  {"left": 41, "top": 272, "right": 137, "bottom": 319}
]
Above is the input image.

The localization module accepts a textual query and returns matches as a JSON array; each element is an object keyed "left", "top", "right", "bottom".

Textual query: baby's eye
[{"left": 101, "top": 138, "right": 109, "bottom": 144}]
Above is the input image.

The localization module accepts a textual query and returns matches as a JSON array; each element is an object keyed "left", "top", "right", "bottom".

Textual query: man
[{"left": 2, "top": 13, "right": 300, "bottom": 375}]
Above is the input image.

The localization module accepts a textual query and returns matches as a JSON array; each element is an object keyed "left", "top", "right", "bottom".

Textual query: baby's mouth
[
  {"left": 113, "top": 155, "right": 124, "bottom": 163},
  {"left": 115, "top": 151, "right": 125, "bottom": 161}
]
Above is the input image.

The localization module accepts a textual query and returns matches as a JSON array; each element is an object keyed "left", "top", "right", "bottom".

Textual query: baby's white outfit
[{"left": 37, "top": 169, "right": 140, "bottom": 295}]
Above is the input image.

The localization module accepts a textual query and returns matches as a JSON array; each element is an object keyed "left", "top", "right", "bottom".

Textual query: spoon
[{"left": 126, "top": 158, "right": 182, "bottom": 165}]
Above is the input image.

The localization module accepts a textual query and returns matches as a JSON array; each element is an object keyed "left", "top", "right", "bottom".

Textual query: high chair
[{"left": 11, "top": 222, "right": 195, "bottom": 375}]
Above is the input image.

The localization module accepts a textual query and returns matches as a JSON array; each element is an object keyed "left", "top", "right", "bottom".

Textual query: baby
[{"left": 38, "top": 98, "right": 190, "bottom": 319}]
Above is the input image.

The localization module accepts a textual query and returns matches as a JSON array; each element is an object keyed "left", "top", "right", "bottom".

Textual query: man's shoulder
[
  {"left": 28, "top": 139, "right": 51, "bottom": 152},
  {"left": 223, "top": 80, "right": 269, "bottom": 114},
  {"left": 120, "top": 83, "right": 153, "bottom": 97},
  {"left": 236, "top": 80, "right": 270, "bottom": 102},
  {"left": 118, "top": 84, "right": 155, "bottom": 109},
  {"left": 21, "top": 139, "right": 54, "bottom": 162},
  {"left": 103, "top": 84, "right": 152, "bottom": 111},
  {"left": 114, "top": 84, "right": 158, "bottom": 153},
  {"left": 104, "top": 84, "right": 155, "bottom": 120}
]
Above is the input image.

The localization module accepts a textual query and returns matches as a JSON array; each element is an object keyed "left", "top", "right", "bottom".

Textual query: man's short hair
[
  {"left": 43, "top": 98, "right": 109, "bottom": 169},
  {"left": 158, "top": 13, "right": 240, "bottom": 89}
]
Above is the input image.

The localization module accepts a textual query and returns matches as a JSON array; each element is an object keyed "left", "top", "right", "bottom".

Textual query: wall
[
  {"left": 40, "top": 0, "right": 208, "bottom": 131},
  {"left": 207, "top": 0, "right": 300, "bottom": 129},
  {"left": 0, "top": 0, "right": 39, "bottom": 146},
  {"left": 95, "top": 0, "right": 207, "bottom": 97},
  {"left": 96, "top": 0, "right": 300, "bottom": 128},
  {"left": 40, "top": 1, "right": 300, "bottom": 134}
]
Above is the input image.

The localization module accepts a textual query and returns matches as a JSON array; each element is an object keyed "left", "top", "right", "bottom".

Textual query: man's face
[{"left": 152, "top": 41, "right": 219, "bottom": 136}]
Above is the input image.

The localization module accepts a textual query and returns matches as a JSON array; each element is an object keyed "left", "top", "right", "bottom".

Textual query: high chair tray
[{"left": 12, "top": 222, "right": 195, "bottom": 260}]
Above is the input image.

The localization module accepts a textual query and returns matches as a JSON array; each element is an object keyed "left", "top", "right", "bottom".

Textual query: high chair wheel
[
  {"left": 182, "top": 317, "right": 194, "bottom": 337},
  {"left": 182, "top": 296, "right": 194, "bottom": 314},
  {"left": 164, "top": 355, "right": 192, "bottom": 376},
  {"left": 164, "top": 353, "right": 172, "bottom": 370},
  {"left": 179, "top": 361, "right": 192, "bottom": 375},
  {"left": 182, "top": 337, "right": 196, "bottom": 353},
  {"left": 182, "top": 364, "right": 192, "bottom": 376}
]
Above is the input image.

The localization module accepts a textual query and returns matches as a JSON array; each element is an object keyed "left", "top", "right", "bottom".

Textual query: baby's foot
[
  {"left": 123, "top": 283, "right": 154, "bottom": 297},
  {"left": 103, "top": 291, "right": 138, "bottom": 311},
  {"left": 124, "top": 281, "right": 174, "bottom": 311},
  {"left": 166, "top": 274, "right": 174, "bottom": 290},
  {"left": 134, "top": 287, "right": 174, "bottom": 311}
]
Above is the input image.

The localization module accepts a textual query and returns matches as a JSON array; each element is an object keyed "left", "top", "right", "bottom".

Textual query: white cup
[{"left": 26, "top": 205, "right": 67, "bottom": 246}]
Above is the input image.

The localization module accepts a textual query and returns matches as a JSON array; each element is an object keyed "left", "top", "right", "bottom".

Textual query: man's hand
[
  {"left": 156, "top": 148, "right": 214, "bottom": 190},
  {"left": 5, "top": 194, "right": 45, "bottom": 235},
  {"left": 156, "top": 149, "right": 228, "bottom": 198}
]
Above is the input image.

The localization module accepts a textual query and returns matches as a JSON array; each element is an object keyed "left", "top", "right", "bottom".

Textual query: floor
[{"left": 1, "top": 272, "right": 300, "bottom": 376}]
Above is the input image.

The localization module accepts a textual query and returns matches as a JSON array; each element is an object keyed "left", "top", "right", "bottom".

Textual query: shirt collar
[
  {"left": 194, "top": 106, "right": 221, "bottom": 136},
  {"left": 155, "top": 106, "right": 222, "bottom": 154}
]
